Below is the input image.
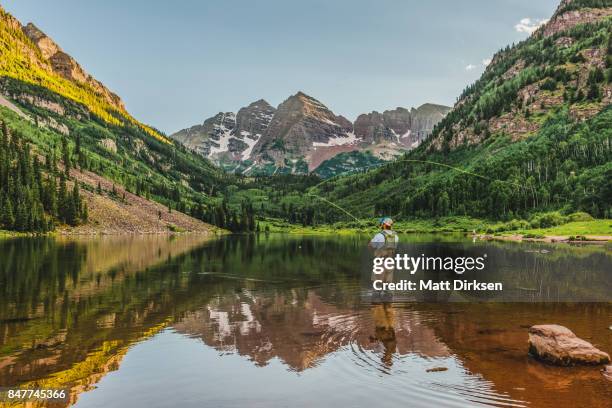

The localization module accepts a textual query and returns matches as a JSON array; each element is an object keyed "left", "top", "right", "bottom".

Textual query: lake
[{"left": 0, "top": 234, "right": 610, "bottom": 407}]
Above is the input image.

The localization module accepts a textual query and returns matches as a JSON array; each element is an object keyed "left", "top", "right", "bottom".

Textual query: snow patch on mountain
[
  {"left": 313, "top": 132, "right": 359, "bottom": 147},
  {"left": 240, "top": 133, "right": 262, "bottom": 160}
]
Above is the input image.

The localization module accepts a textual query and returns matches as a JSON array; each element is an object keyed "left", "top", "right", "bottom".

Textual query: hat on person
[{"left": 379, "top": 217, "right": 393, "bottom": 226}]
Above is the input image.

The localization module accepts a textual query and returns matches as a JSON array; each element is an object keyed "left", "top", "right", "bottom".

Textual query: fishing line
[
  {"left": 306, "top": 193, "right": 367, "bottom": 226},
  {"left": 305, "top": 158, "right": 534, "bottom": 225},
  {"left": 312, "top": 159, "right": 525, "bottom": 191}
]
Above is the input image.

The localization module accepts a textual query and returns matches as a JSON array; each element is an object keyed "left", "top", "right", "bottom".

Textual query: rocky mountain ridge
[
  {"left": 171, "top": 92, "right": 450, "bottom": 175},
  {"left": 21, "top": 23, "right": 126, "bottom": 112},
  {"left": 172, "top": 99, "right": 275, "bottom": 162}
]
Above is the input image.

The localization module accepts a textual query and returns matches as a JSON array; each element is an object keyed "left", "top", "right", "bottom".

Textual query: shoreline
[
  {"left": 260, "top": 227, "right": 611, "bottom": 244},
  {"left": 259, "top": 216, "right": 611, "bottom": 244},
  {"left": 2, "top": 221, "right": 610, "bottom": 245},
  {"left": 476, "top": 233, "right": 611, "bottom": 244},
  {"left": 0, "top": 228, "right": 228, "bottom": 240}
]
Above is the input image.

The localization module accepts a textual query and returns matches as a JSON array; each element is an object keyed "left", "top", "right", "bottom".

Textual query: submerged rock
[
  {"left": 426, "top": 367, "right": 448, "bottom": 372},
  {"left": 528, "top": 324, "right": 610, "bottom": 366},
  {"left": 602, "top": 365, "right": 612, "bottom": 381}
]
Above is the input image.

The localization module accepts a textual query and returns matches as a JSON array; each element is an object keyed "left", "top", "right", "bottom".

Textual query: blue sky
[{"left": 3, "top": 0, "right": 559, "bottom": 133}]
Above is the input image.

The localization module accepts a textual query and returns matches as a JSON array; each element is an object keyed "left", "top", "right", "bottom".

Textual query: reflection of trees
[{"left": 0, "top": 235, "right": 213, "bottom": 396}]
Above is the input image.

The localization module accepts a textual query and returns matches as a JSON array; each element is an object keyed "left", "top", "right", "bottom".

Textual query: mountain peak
[
  {"left": 248, "top": 99, "right": 272, "bottom": 108},
  {"left": 22, "top": 23, "right": 62, "bottom": 60},
  {"left": 23, "top": 22, "right": 44, "bottom": 39},
  {"left": 292, "top": 91, "right": 323, "bottom": 104},
  {"left": 18, "top": 19, "right": 127, "bottom": 113},
  {"left": 285, "top": 92, "right": 331, "bottom": 116},
  {"left": 414, "top": 103, "right": 452, "bottom": 114}
]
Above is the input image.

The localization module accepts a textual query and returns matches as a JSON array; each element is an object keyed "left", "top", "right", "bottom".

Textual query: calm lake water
[{"left": 0, "top": 234, "right": 610, "bottom": 408}]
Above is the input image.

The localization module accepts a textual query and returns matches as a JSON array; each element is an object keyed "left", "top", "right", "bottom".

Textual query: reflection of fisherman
[{"left": 370, "top": 303, "right": 397, "bottom": 367}]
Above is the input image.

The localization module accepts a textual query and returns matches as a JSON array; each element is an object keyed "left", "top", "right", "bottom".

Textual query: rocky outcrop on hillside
[
  {"left": 21, "top": 23, "right": 126, "bottom": 112},
  {"left": 0, "top": 5, "right": 168, "bottom": 143},
  {"left": 540, "top": 0, "right": 612, "bottom": 38},
  {"left": 428, "top": 0, "right": 612, "bottom": 152}
]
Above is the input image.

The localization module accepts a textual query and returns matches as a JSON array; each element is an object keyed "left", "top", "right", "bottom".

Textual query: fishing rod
[
  {"left": 305, "top": 158, "right": 536, "bottom": 226},
  {"left": 311, "top": 158, "right": 526, "bottom": 191}
]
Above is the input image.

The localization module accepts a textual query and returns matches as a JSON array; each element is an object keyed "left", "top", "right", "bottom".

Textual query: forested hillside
[{"left": 0, "top": 99, "right": 257, "bottom": 233}]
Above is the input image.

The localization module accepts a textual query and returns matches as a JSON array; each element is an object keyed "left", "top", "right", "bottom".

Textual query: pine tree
[
  {"left": 58, "top": 173, "right": 67, "bottom": 222},
  {"left": 81, "top": 202, "right": 88, "bottom": 223},
  {"left": 75, "top": 132, "right": 85, "bottom": 169},
  {"left": 72, "top": 183, "right": 82, "bottom": 225},
  {"left": 587, "top": 83, "right": 600, "bottom": 100},
  {"left": 61, "top": 137, "right": 71, "bottom": 176},
  {"left": 2, "top": 196, "right": 14, "bottom": 229},
  {"left": 44, "top": 176, "right": 58, "bottom": 217}
]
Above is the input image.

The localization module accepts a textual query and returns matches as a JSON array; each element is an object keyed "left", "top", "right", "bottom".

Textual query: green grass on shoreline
[
  {"left": 0, "top": 230, "right": 41, "bottom": 239},
  {"left": 258, "top": 216, "right": 612, "bottom": 240},
  {"left": 503, "top": 220, "right": 612, "bottom": 237}
]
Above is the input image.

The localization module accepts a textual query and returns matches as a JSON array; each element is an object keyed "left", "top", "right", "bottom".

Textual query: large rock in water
[{"left": 528, "top": 325, "right": 610, "bottom": 366}]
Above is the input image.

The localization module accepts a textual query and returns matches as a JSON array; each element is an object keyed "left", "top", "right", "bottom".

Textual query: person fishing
[
  {"left": 369, "top": 217, "right": 398, "bottom": 302},
  {"left": 368, "top": 217, "right": 398, "bottom": 251}
]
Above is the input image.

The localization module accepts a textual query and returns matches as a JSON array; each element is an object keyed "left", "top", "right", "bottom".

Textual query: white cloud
[
  {"left": 482, "top": 58, "right": 492, "bottom": 67},
  {"left": 515, "top": 17, "right": 549, "bottom": 34},
  {"left": 465, "top": 64, "right": 477, "bottom": 71}
]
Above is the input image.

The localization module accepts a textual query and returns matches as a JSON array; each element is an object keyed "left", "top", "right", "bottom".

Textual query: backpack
[{"left": 382, "top": 230, "right": 398, "bottom": 245}]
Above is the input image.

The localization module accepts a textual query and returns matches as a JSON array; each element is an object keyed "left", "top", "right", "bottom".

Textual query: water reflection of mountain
[{"left": 174, "top": 289, "right": 450, "bottom": 371}]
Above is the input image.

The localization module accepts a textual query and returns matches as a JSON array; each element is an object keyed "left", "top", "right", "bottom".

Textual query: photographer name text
[{"left": 372, "top": 279, "right": 503, "bottom": 291}]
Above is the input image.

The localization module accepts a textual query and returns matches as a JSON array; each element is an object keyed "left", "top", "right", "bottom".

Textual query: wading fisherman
[
  {"left": 369, "top": 217, "right": 398, "bottom": 302},
  {"left": 369, "top": 217, "right": 398, "bottom": 250}
]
